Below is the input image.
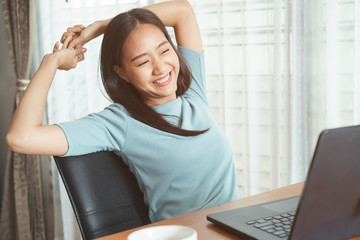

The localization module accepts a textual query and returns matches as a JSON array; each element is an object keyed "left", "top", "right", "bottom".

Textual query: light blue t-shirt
[{"left": 57, "top": 46, "right": 241, "bottom": 222}]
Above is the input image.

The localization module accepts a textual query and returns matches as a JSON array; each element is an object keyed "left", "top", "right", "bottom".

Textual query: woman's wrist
[{"left": 42, "top": 53, "right": 61, "bottom": 70}]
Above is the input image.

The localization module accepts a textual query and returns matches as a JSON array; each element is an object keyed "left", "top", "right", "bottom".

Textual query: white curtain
[{"left": 35, "top": 0, "right": 360, "bottom": 239}]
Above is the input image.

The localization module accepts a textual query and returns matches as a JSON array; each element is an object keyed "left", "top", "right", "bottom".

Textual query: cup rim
[{"left": 127, "top": 225, "right": 197, "bottom": 240}]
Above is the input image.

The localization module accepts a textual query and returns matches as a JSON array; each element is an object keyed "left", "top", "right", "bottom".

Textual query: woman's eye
[
  {"left": 161, "top": 49, "right": 169, "bottom": 54},
  {"left": 138, "top": 61, "right": 149, "bottom": 67}
]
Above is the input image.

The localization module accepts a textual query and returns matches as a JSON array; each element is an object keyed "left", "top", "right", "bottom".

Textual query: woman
[{"left": 6, "top": 0, "right": 240, "bottom": 222}]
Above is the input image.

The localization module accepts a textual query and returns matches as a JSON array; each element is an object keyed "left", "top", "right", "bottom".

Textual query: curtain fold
[{"left": 0, "top": 0, "right": 48, "bottom": 239}]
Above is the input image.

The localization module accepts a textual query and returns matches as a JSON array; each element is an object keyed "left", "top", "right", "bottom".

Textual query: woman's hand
[
  {"left": 53, "top": 36, "right": 87, "bottom": 70},
  {"left": 60, "top": 24, "right": 85, "bottom": 48},
  {"left": 60, "top": 20, "right": 110, "bottom": 49}
]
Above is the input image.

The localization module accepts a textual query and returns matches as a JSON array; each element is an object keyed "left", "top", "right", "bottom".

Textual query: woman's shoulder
[
  {"left": 178, "top": 46, "right": 204, "bottom": 60},
  {"left": 178, "top": 46, "right": 208, "bottom": 104},
  {"left": 103, "top": 102, "right": 129, "bottom": 115},
  {"left": 85, "top": 102, "right": 130, "bottom": 124}
]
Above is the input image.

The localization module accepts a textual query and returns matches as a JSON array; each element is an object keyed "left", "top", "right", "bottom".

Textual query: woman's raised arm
[
  {"left": 6, "top": 38, "right": 86, "bottom": 156},
  {"left": 63, "top": 0, "right": 202, "bottom": 52},
  {"left": 144, "top": 0, "right": 203, "bottom": 52}
]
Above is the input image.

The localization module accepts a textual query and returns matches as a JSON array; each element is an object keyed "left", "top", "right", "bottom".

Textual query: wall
[{"left": 0, "top": 3, "right": 17, "bottom": 209}]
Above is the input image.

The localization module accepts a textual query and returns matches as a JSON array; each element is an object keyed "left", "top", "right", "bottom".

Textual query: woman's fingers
[
  {"left": 67, "top": 25, "right": 85, "bottom": 33},
  {"left": 77, "top": 54, "right": 85, "bottom": 62},
  {"left": 75, "top": 47, "right": 87, "bottom": 62},
  {"left": 60, "top": 32, "right": 72, "bottom": 43},
  {"left": 61, "top": 25, "right": 85, "bottom": 43},
  {"left": 76, "top": 47, "right": 87, "bottom": 56},
  {"left": 68, "top": 36, "right": 82, "bottom": 49},
  {"left": 53, "top": 41, "right": 60, "bottom": 53},
  {"left": 61, "top": 36, "right": 73, "bottom": 49}
]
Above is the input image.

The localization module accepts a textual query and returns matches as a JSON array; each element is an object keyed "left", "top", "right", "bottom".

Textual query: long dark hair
[{"left": 100, "top": 8, "right": 207, "bottom": 136}]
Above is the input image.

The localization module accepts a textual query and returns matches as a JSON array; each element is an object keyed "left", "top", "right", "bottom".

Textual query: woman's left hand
[
  {"left": 60, "top": 20, "right": 108, "bottom": 49},
  {"left": 60, "top": 24, "right": 86, "bottom": 49}
]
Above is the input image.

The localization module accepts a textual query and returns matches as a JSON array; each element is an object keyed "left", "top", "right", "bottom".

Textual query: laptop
[{"left": 207, "top": 125, "right": 360, "bottom": 240}]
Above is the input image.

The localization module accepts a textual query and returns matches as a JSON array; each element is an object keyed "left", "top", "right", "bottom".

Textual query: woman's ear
[{"left": 113, "top": 65, "right": 129, "bottom": 82}]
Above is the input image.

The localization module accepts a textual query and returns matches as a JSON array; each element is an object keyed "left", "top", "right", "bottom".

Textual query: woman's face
[{"left": 116, "top": 24, "right": 180, "bottom": 107}]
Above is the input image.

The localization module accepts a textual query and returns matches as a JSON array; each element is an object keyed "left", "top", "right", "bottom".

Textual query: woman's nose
[{"left": 152, "top": 58, "right": 166, "bottom": 75}]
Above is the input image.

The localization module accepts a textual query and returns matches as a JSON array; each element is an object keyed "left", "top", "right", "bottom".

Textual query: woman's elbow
[
  {"left": 6, "top": 131, "right": 29, "bottom": 154},
  {"left": 179, "top": 0, "right": 193, "bottom": 13}
]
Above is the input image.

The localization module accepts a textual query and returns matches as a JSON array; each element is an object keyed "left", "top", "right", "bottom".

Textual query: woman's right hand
[{"left": 53, "top": 36, "right": 87, "bottom": 71}]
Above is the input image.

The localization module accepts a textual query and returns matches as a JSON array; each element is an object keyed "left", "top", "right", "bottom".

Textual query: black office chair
[{"left": 53, "top": 151, "right": 151, "bottom": 240}]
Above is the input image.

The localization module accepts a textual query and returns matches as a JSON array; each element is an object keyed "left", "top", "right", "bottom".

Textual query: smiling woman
[
  {"left": 6, "top": 0, "right": 240, "bottom": 227},
  {"left": 4, "top": 0, "right": 360, "bottom": 239},
  {"left": 99, "top": 7, "right": 207, "bottom": 136}
]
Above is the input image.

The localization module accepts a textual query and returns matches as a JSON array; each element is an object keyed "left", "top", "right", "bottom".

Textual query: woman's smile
[{"left": 153, "top": 71, "right": 172, "bottom": 86}]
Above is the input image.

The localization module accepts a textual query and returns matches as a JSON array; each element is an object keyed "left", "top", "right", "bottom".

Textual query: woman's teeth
[{"left": 154, "top": 73, "right": 170, "bottom": 84}]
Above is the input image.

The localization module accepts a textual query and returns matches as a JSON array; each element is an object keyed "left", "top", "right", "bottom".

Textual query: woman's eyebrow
[{"left": 131, "top": 41, "right": 169, "bottom": 62}]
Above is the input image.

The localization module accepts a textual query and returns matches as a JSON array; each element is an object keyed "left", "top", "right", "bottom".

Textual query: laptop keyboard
[{"left": 246, "top": 212, "right": 296, "bottom": 238}]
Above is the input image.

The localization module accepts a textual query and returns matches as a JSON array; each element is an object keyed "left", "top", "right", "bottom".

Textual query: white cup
[{"left": 127, "top": 225, "right": 197, "bottom": 240}]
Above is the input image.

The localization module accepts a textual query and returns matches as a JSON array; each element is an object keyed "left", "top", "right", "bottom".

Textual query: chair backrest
[{"left": 53, "top": 151, "right": 150, "bottom": 240}]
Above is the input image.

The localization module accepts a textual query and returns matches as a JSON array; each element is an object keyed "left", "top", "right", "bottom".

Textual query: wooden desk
[{"left": 96, "top": 182, "right": 360, "bottom": 240}]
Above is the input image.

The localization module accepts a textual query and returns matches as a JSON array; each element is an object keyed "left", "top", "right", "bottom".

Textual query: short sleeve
[
  {"left": 56, "top": 103, "right": 128, "bottom": 156},
  {"left": 178, "top": 46, "right": 207, "bottom": 104}
]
